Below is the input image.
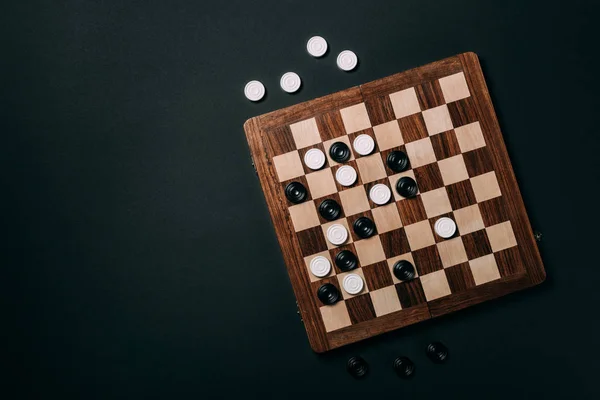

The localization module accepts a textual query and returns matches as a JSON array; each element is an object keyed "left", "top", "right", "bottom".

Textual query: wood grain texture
[{"left": 243, "top": 52, "right": 545, "bottom": 352}]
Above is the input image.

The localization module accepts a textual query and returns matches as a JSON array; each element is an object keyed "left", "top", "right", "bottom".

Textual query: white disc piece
[
  {"left": 326, "top": 223, "right": 348, "bottom": 246},
  {"left": 307, "top": 36, "right": 328, "bottom": 57},
  {"left": 335, "top": 165, "right": 357, "bottom": 186},
  {"left": 280, "top": 72, "right": 302, "bottom": 93},
  {"left": 337, "top": 50, "right": 358, "bottom": 71},
  {"left": 434, "top": 217, "right": 457, "bottom": 239},
  {"left": 369, "top": 184, "right": 392, "bottom": 205},
  {"left": 244, "top": 80, "right": 265, "bottom": 101},
  {"left": 342, "top": 273, "right": 364, "bottom": 295},
  {"left": 309, "top": 256, "right": 331, "bottom": 278},
  {"left": 303, "top": 148, "right": 326, "bottom": 170},
  {"left": 353, "top": 134, "right": 375, "bottom": 155}
]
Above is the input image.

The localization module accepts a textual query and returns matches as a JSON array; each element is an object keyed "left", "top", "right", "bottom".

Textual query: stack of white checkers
[
  {"left": 309, "top": 255, "right": 364, "bottom": 295},
  {"left": 244, "top": 35, "right": 359, "bottom": 101}
]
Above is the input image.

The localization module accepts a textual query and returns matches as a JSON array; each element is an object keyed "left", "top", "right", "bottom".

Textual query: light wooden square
[
  {"left": 422, "top": 105, "right": 453, "bottom": 136},
  {"left": 354, "top": 236, "right": 386, "bottom": 266},
  {"left": 339, "top": 103, "right": 371, "bottom": 134},
  {"left": 370, "top": 286, "right": 402, "bottom": 316},
  {"left": 439, "top": 72, "right": 471, "bottom": 103},
  {"left": 469, "top": 254, "right": 500, "bottom": 285},
  {"left": 453, "top": 204, "right": 484, "bottom": 235},
  {"left": 454, "top": 122, "right": 485, "bottom": 152},
  {"left": 305, "top": 168, "right": 337, "bottom": 199},
  {"left": 388, "top": 170, "right": 418, "bottom": 201},
  {"left": 373, "top": 120, "right": 403, "bottom": 151},
  {"left": 289, "top": 201, "right": 320, "bottom": 232},
  {"left": 404, "top": 220, "right": 435, "bottom": 251},
  {"left": 323, "top": 136, "right": 354, "bottom": 166},
  {"left": 320, "top": 301, "right": 352, "bottom": 332},
  {"left": 339, "top": 185, "right": 370, "bottom": 216},
  {"left": 321, "top": 219, "right": 353, "bottom": 249},
  {"left": 387, "top": 253, "right": 416, "bottom": 283},
  {"left": 470, "top": 171, "right": 501, "bottom": 202},
  {"left": 371, "top": 203, "right": 402, "bottom": 233},
  {"left": 437, "top": 154, "right": 469, "bottom": 185},
  {"left": 420, "top": 187, "right": 452, "bottom": 218},
  {"left": 389, "top": 87, "right": 421, "bottom": 119},
  {"left": 405, "top": 137, "right": 436, "bottom": 168},
  {"left": 436, "top": 237, "right": 468, "bottom": 268},
  {"left": 337, "top": 268, "right": 369, "bottom": 299},
  {"left": 486, "top": 221, "right": 517, "bottom": 252},
  {"left": 356, "top": 154, "right": 387, "bottom": 183},
  {"left": 289, "top": 117, "right": 322, "bottom": 149},
  {"left": 304, "top": 251, "right": 335, "bottom": 282},
  {"left": 272, "top": 151, "right": 304, "bottom": 182},
  {"left": 420, "top": 270, "right": 451, "bottom": 301}
]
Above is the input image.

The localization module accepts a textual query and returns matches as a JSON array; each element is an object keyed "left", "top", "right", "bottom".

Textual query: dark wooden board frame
[{"left": 244, "top": 53, "right": 545, "bottom": 353}]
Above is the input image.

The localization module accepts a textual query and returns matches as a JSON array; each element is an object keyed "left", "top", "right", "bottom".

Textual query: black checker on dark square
[
  {"left": 379, "top": 228, "right": 411, "bottom": 258},
  {"left": 347, "top": 210, "right": 376, "bottom": 242},
  {"left": 395, "top": 279, "right": 427, "bottom": 309},
  {"left": 362, "top": 261, "right": 394, "bottom": 291},
  {"left": 463, "top": 147, "right": 494, "bottom": 177},
  {"left": 310, "top": 276, "right": 342, "bottom": 298},
  {"left": 461, "top": 229, "right": 493, "bottom": 260},
  {"left": 430, "top": 129, "right": 461, "bottom": 160},
  {"left": 316, "top": 110, "right": 346, "bottom": 141},
  {"left": 281, "top": 175, "right": 312, "bottom": 207},
  {"left": 447, "top": 97, "right": 478, "bottom": 128},
  {"left": 397, "top": 113, "right": 428, "bottom": 143},
  {"left": 380, "top": 145, "right": 409, "bottom": 176},
  {"left": 329, "top": 243, "right": 361, "bottom": 274},
  {"left": 444, "top": 262, "right": 476, "bottom": 293},
  {"left": 346, "top": 294, "right": 377, "bottom": 324},
  {"left": 413, "top": 163, "right": 444, "bottom": 193},
  {"left": 446, "top": 180, "right": 477, "bottom": 210},
  {"left": 412, "top": 245, "right": 444, "bottom": 275},
  {"left": 296, "top": 226, "right": 328, "bottom": 257}
]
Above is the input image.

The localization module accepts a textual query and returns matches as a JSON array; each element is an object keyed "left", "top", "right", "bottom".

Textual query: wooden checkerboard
[{"left": 243, "top": 52, "right": 545, "bottom": 353}]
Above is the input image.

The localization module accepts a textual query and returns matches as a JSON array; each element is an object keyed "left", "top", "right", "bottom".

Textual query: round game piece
[
  {"left": 342, "top": 273, "right": 364, "bottom": 295},
  {"left": 280, "top": 72, "right": 302, "bottom": 93},
  {"left": 326, "top": 223, "right": 349, "bottom": 246},
  {"left": 244, "top": 80, "right": 265, "bottom": 102},
  {"left": 434, "top": 217, "right": 457, "bottom": 239},
  {"left": 306, "top": 36, "right": 328, "bottom": 57},
  {"left": 309, "top": 256, "right": 331, "bottom": 278},
  {"left": 393, "top": 356, "right": 416, "bottom": 378},
  {"left": 353, "top": 217, "right": 376, "bottom": 239},
  {"left": 426, "top": 342, "right": 449, "bottom": 363},
  {"left": 329, "top": 141, "right": 351, "bottom": 163},
  {"left": 396, "top": 176, "right": 418, "bottom": 198},
  {"left": 387, "top": 150, "right": 409, "bottom": 172},
  {"left": 369, "top": 184, "right": 392, "bottom": 205},
  {"left": 337, "top": 50, "right": 358, "bottom": 71},
  {"left": 284, "top": 181, "right": 308, "bottom": 204},
  {"left": 303, "top": 148, "right": 326, "bottom": 170},
  {"left": 317, "top": 283, "right": 340, "bottom": 305},
  {"left": 335, "top": 165, "right": 357, "bottom": 186},
  {"left": 352, "top": 134, "right": 375, "bottom": 156},
  {"left": 334, "top": 250, "right": 358, "bottom": 272},
  {"left": 393, "top": 260, "right": 416, "bottom": 281},
  {"left": 319, "top": 199, "right": 341, "bottom": 221},
  {"left": 347, "top": 356, "right": 368, "bottom": 379}
]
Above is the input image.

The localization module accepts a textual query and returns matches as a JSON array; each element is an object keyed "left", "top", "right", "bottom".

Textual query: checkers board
[{"left": 243, "top": 53, "right": 545, "bottom": 353}]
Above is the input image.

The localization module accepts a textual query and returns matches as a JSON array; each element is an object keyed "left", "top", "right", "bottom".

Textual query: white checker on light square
[
  {"left": 470, "top": 171, "right": 502, "bottom": 202},
  {"left": 289, "top": 118, "right": 322, "bottom": 149},
  {"left": 373, "top": 120, "right": 403, "bottom": 151},
  {"left": 389, "top": 87, "right": 421, "bottom": 119},
  {"left": 437, "top": 154, "right": 469, "bottom": 185},
  {"left": 486, "top": 221, "right": 518, "bottom": 252},
  {"left": 422, "top": 104, "right": 453, "bottom": 136},
  {"left": 454, "top": 122, "right": 486, "bottom": 153},
  {"left": 405, "top": 137, "right": 436, "bottom": 168},
  {"left": 439, "top": 72, "right": 471, "bottom": 103},
  {"left": 469, "top": 254, "right": 501, "bottom": 285},
  {"left": 370, "top": 286, "right": 402, "bottom": 316},
  {"left": 288, "top": 201, "right": 320, "bottom": 232},
  {"left": 339, "top": 103, "right": 371, "bottom": 134},
  {"left": 320, "top": 302, "right": 351, "bottom": 332},
  {"left": 420, "top": 269, "right": 451, "bottom": 301},
  {"left": 304, "top": 251, "right": 335, "bottom": 282},
  {"left": 273, "top": 151, "right": 304, "bottom": 182}
]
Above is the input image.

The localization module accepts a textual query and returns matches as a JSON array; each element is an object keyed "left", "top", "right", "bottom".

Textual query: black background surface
[{"left": 3, "top": 1, "right": 599, "bottom": 398}]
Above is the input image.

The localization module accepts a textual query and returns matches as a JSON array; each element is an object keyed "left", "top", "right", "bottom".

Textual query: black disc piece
[
  {"left": 393, "top": 356, "right": 416, "bottom": 378},
  {"left": 393, "top": 260, "right": 416, "bottom": 281},
  {"left": 284, "top": 181, "right": 308, "bottom": 204},
  {"left": 319, "top": 199, "right": 342, "bottom": 221},
  {"left": 353, "top": 217, "right": 376, "bottom": 239},
  {"left": 334, "top": 250, "right": 358, "bottom": 272},
  {"left": 386, "top": 150, "right": 409, "bottom": 172},
  {"left": 426, "top": 342, "right": 449, "bottom": 364},
  {"left": 347, "top": 356, "right": 369, "bottom": 379},
  {"left": 329, "top": 141, "right": 351, "bottom": 163},
  {"left": 396, "top": 176, "right": 418, "bottom": 198},
  {"left": 317, "top": 283, "right": 340, "bottom": 305}
]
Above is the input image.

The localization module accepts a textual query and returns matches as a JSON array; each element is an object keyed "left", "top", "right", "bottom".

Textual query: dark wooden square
[
  {"left": 397, "top": 113, "right": 428, "bottom": 143},
  {"left": 447, "top": 97, "right": 478, "bottom": 128},
  {"left": 494, "top": 247, "right": 525, "bottom": 277},
  {"left": 478, "top": 197, "right": 509, "bottom": 227},
  {"left": 412, "top": 245, "right": 444, "bottom": 275},
  {"left": 430, "top": 129, "right": 461, "bottom": 160},
  {"left": 413, "top": 163, "right": 444, "bottom": 193},
  {"left": 379, "top": 228, "right": 411, "bottom": 258},
  {"left": 362, "top": 261, "right": 394, "bottom": 291},
  {"left": 346, "top": 294, "right": 377, "bottom": 324},
  {"left": 316, "top": 110, "right": 346, "bottom": 140},
  {"left": 266, "top": 125, "right": 296, "bottom": 156},
  {"left": 395, "top": 279, "right": 427, "bottom": 309},
  {"left": 396, "top": 196, "right": 428, "bottom": 225},
  {"left": 365, "top": 96, "right": 396, "bottom": 126},
  {"left": 446, "top": 180, "right": 477, "bottom": 210},
  {"left": 297, "top": 226, "right": 328, "bottom": 257},
  {"left": 461, "top": 229, "right": 492, "bottom": 260},
  {"left": 445, "top": 262, "right": 476, "bottom": 292},
  {"left": 415, "top": 80, "right": 445, "bottom": 110},
  {"left": 463, "top": 147, "right": 494, "bottom": 177}
]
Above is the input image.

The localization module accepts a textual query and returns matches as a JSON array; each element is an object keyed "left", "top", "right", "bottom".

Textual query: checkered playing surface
[{"left": 269, "top": 72, "right": 521, "bottom": 333}]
